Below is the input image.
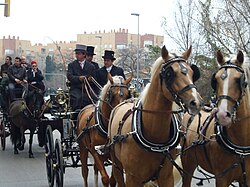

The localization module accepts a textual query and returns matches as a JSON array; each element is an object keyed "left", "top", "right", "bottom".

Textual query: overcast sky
[{"left": 0, "top": 0, "right": 175, "bottom": 45}]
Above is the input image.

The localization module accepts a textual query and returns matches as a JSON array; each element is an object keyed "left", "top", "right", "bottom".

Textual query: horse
[
  {"left": 181, "top": 50, "right": 250, "bottom": 187},
  {"left": 108, "top": 45, "right": 203, "bottom": 187},
  {"left": 9, "top": 86, "right": 44, "bottom": 158},
  {"left": 76, "top": 73, "right": 132, "bottom": 187}
]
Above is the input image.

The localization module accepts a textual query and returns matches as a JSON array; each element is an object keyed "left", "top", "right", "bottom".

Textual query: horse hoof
[
  {"left": 18, "top": 146, "right": 24, "bottom": 151},
  {"left": 14, "top": 150, "right": 18, "bottom": 154},
  {"left": 29, "top": 154, "right": 34, "bottom": 158},
  {"left": 38, "top": 142, "right": 44, "bottom": 147}
]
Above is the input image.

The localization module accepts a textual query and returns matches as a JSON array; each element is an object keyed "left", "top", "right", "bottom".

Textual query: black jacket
[
  {"left": 95, "top": 65, "right": 125, "bottom": 87},
  {"left": 67, "top": 60, "right": 95, "bottom": 90},
  {"left": 27, "top": 68, "right": 45, "bottom": 90}
]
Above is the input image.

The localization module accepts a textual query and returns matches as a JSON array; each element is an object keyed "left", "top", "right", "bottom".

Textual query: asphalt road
[
  {"left": 0, "top": 131, "right": 239, "bottom": 187},
  {"left": 0, "top": 130, "right": 109, "bottom": 187}
]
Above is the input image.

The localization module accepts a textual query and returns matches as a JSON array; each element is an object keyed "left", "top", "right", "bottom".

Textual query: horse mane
[
  {"left": 99, "top": 76, "right": 125, "bottom": 104},
  {"left": 140, "top": 52, "right": 176, "bottom": 103},
  {"left": 225, "top": 53, "right": 250, "bottom": 106},
  {"left": 242, "top": 58, "right": 250, "bottom": 106}
]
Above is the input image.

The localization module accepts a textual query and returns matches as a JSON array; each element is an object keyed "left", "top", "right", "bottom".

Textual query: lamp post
[
  {"left": 131, "top": 13, "right": 140, "bottom": 91},
  {"left": 95, "top": 36, "right": 102, "bottom": 63}
]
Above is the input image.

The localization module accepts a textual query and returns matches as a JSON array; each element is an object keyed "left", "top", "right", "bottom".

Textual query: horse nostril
[
  {"left": 189, "top": 100, "right": 197, "bottom": 107},
  {"left": 226, "top": 112, "right": 231, "bottom": 118}
]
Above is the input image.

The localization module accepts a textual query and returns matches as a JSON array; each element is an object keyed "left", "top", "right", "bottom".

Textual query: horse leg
[
  {"left": 90, "top": 150, "right": 109, "bottom": 187},
  {"left": 125, "top": 174, "right": 143, "bottom": 187},
  {"left": 18, "top": 127, "right": 25, "bottom": 151},
  {"left": 11, "top": 125, "right": 19, "bottom": 154},
  {"left": 109, "top": 170, "right": 116, "bottom": 187},
  {"left": 93, "top": 163, "right": 99, "bottom": 187},
  {"left": 110, "top": 153, "right": 125, "bottom": 187},
  {"left": 28, "top": 130, "right": 35, "bottom": 158},
  {"left": 79, "top": 144, "right": 89, "bottom": 187},
  {"left": 181, "top": 152, "right": 197, "bottom": 187}
]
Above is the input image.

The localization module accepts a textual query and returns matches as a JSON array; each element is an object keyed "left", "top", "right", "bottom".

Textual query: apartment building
[{"left": 0, "top": 29, "right": 164, "bottom": 67}]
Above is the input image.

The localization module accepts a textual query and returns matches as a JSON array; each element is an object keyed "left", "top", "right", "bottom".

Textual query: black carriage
[{"left": 43, "top": 88, "right": 91, "bottom": 187}]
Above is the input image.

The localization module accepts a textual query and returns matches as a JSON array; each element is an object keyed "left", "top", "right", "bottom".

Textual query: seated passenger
[
  {"left": 27, "top": 60, "right": 45, "bottom": 116},
  {"left": 0, "top": 56, "right": 12, "bottom": 110},
  {"left": 7, "top": 57, "right": 28, "bottom": 101}
]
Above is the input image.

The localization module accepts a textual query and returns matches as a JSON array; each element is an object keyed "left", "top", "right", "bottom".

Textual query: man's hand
[
  {"left": 15, "top": 78, "right": 22, "bottom": 84},
  {"left": 79, "top": 76, "right": 85, "bottom": 82}
]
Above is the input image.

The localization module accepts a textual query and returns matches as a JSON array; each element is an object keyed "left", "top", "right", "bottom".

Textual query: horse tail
[
  {"left": 173, "top": 155, "right": 182, "bottom": 186},
  {"left": 10, "top": 123, "right": 21, "bottom": 145}
]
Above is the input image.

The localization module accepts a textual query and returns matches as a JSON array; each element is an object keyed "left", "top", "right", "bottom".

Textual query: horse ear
[
  {"left": 161, "top": 45, "right": 169, "bottom": 60},
  {"left": 107, "top": 73, "right": 114, "bottom": 84},
  {"left": 124, "top": 74, "right": 133, "bottom": 85},
  {"left": 216, "top": 50, "right": 225, "bottom": 65},
  {"left": 183, "top": 46, "right": 192, "bottom": 60},
  {"left": 237, "top": 51, "right": 244, "bottom": 65}
]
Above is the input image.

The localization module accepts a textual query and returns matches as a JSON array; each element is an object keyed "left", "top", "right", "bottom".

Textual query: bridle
[
  {"left": 211, "top": 62, "right": 247, "bottom": 122},
  {"left": 104, "top": 79, "right": 131, "bottom": 109},
  {"left": 160, "top": 56, "right": 199, "bottom": 110}
]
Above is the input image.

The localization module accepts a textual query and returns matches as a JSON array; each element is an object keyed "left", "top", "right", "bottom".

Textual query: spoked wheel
[
  {"left": 0, "top": 120, "right": 6, "bottom": 151},
  {"left": 45, "top": 125, "right": 55, "bottom": 187},
  {"left": 55, "top": 139, "right": 64, "bottom": 187}
]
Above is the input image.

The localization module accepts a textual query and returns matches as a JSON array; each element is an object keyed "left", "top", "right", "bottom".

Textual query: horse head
[
  {"left": 100, "top": 73, "right": 132, "bottom": 109},
  {"left": 158, "top": 45, "right": 203, "bottom": 115},
  {"left": 212, "top": 50, "right": 248, "bottom": 127}
]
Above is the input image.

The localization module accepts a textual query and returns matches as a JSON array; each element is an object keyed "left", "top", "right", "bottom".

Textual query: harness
[{"left": 131, "top": 99, "right": 180, "bottom": 152}]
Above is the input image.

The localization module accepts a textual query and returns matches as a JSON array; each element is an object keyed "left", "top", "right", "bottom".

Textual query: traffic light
[{"left": 4, "top": 0, "right": 10, "bottom": 17}]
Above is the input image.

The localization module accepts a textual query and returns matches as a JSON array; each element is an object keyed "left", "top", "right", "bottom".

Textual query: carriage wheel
[
  {"left": 55, "top": 139, "right": 64, "bottom": 187},
  {"left": 45, "top": 125, "right": 55, "bottom": 187},
  {"left": 0, "top": 120, "right": 6, "bottom": 151}
]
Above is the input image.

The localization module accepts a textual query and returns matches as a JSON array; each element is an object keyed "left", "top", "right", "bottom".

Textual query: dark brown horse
[
  {"left": 9, "top": 88, "right": 44, "bottom": 158},
  {"left": 181, "top": 50, "right": 250, "bottom": 186},
  {"left": 108, "top": 46, "right": 203, "bottom": 187},
  {"left": 76, "top": 73, "right": 132, "bottom": 187}
]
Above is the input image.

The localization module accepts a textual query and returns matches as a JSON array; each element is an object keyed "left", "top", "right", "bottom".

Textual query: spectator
[{"left": 67, "top": 44, "right": 96, "bottom": 110}]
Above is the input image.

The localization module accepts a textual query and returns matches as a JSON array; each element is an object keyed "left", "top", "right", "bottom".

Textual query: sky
[{"left": 0, "top": 0, "right": 175, "bottom": 45}]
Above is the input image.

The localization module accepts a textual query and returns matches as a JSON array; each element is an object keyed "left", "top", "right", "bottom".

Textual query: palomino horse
[
  {"left": 108, "top": 45, "right": 203, "bottom": 187},
  {"left": 9, "top": 88, "right": 44, "bottom": 158},
  {"left": 181, "top": 50, "right": 250, "bottom": 187},
  {"left": 76, "top": 73, "right": 132, "bottom": 187}
]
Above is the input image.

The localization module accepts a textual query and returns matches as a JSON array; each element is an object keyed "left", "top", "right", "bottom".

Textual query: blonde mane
[
  {"left": 140, "top": 53, "right": 175, "bottom": 102},
  {"left": 99, "top": 76, "right": 125, "bottom": 102},
  {"left": 226, "top": 53, "right": 250, "bottom": 106}
]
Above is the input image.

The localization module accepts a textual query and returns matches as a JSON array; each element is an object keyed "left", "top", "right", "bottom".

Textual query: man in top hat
[
  {"left": 95, "top": 50, "right": 125, "bottom": 89},
  {"left": 86, "top": 46, "right": 99, "bottom": 70},
  {"left": 67, "top": 44, "right": 96, "bottom": 110}
]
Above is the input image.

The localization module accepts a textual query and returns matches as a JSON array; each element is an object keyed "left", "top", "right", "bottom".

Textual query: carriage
[{"left": 41, "top": 86, "right": 85, "bottom": 187}]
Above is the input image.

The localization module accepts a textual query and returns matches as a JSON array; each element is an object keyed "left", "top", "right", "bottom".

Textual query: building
[{"left": 0, "top": 29, "right": 164, "bottom": 69}]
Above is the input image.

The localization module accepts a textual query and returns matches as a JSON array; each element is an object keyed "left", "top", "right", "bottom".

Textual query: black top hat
[
  {"left": 74, "top": 44, "right": 87, "bottom": 52},
  {"left": 102, "top": 50, "right": 116, "bottom": 60},
  {"left": 86, "top": 46, "right": 96, "bottom": 56}
]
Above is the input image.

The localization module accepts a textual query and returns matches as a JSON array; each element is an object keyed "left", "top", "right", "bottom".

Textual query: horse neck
[
  {"left": 228, "top": 93, "right": 250, "bottom": 145},
  {"left": 99, "top": 100, "right": 112, "bottom": 128},
  {"left": 141, "top": 83, "right": 173, "bottom": 143}
]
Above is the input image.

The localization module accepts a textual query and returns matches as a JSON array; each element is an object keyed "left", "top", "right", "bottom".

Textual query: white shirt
[
  {"left": 106, "top": 65, "right": 112, "bottom": 72},
  {"left": 79, "top": 61, "right": 85, "bottom": 69}
]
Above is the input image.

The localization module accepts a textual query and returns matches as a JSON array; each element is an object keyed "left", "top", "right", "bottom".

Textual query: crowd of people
[{"left": 0, "top": 43, "right": 126, "bottom": 112}]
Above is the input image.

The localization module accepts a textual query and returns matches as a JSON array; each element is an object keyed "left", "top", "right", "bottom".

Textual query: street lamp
[
  {"left": 95, "top": 36, "right": 102, "bottom": 63},
  {"left": 131, "top": 13, "right": 140, "bottom": 91}
]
